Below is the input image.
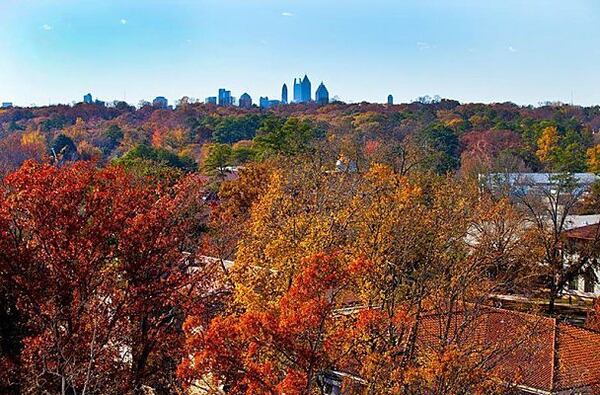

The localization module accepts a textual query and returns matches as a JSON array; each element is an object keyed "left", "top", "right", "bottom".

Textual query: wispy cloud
[
  {"left": 416, "top": 41, "right": 431, "bottom": 51},
  {"left": 41, "top": 24, "right": 53, "bottom": 31},
  {"left": 281, "top": 12, "right": 294, "bottom": 17},
  {"left": 508, "top": 46, "right": 517, "bottom": 52},
  {"left": 120, "top": 19, "right": 128, "bottom": 25}
]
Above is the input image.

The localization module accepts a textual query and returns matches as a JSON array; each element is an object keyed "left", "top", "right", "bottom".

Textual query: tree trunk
[
  {"left": 548, "top": 281, "right": 557, "bottom": 314},
  {"left": 131, "top": 316, "right": 151, "bottom": 395}
]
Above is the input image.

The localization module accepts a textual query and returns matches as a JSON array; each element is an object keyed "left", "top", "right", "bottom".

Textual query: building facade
[
  {"left": 293, "top": 78, "right": 301, "bottom": 103},
  {"left": 239, "top": 93, "right": 252, "bottom": 108},
  {"left": 315, "top": 82, "right": 329, "bottom": 105},
  {"left": 218, "top": 89, "right": 233, "bottom": 106},
  {"left": 1, "top": 102, "right": 13, "bottom": 108},
  {"left": 281, "top": 83, "right": 288, "bottom": 104},
  {"left": 259, "top": 97, "right": 281, "bottom": 109},
  {"left": 152, "top": 96, "right": 168, "bottom": 108},
  {"left": 563, "top": 223, "right": 600, "bottom": 297},
  {"left": 293, "top": 75, "right": 311, "bottom": 103},
  {"left": 205, "top": 96, "right": 217, "bottom": 105},
  {"left": 83, "top": 93, "right": 93, "bottom": 104},
  {"left": 387, "top": 94, "right": 394, "bottom": 105}
]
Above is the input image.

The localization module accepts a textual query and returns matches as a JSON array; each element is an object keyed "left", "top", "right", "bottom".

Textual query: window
[
  {"left": 584, "top": 267, "right": 597, "bottom": 293},
  {"left": 568, "top": 276, "right": 579, "bottom": 291}
]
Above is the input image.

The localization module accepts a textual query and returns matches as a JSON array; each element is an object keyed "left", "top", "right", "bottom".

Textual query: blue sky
[{"left": 1, "top": 0, "right": 600, "bottom": 106}]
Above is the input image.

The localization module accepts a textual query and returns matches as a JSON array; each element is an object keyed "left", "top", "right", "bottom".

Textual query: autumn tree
[
  {"left": 231, "top": 158, "right": 363, "bottom": 309},
  {"left": 202, "top": 160, "right": 276, "bottom": 269},
  {"left": 586, "top": 144, "right": 600, "bottom": 173},
  {"left": 201, "top": 160, "right": 541, "bottom": 394},
  {"left": 179, "top": 253, "right": 353, "bottom": 395},
  {"left": 0, "top": 161, "right": 216, "bottom": 394}
]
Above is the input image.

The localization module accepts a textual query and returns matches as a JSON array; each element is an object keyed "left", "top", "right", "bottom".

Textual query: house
[
  {"left": 480, "top": 173, "right": 598, "bottom": 198},
  {"left": 562, "top": 223, "right": 600, "bottom": 297}
]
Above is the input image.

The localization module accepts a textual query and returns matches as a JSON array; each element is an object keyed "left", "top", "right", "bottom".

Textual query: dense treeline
[
  {"left": 2, "top": 158, "right": 599, "bottom": 394},
  {"left": 2, "top": 99, "right": 600, "bottom": 178}
]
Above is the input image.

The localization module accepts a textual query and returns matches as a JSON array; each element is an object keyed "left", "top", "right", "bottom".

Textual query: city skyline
[
  {"left": 21, "top": 74, "right": 335, "bottom": 109},
  {"left": 2, "top": 1, "right": 600, "bottom": 106}
]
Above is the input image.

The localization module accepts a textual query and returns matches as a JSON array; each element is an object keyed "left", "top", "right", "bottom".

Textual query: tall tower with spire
[
  {"left": 292, "top": 75, "right": 312, "bottom": 103},
  {"left": 293, "top": 78, "right": 302, "bottom": 103},
  {"left": 300, "top": 75, "right": 311, "bottom": 102},
  {"left": 281, "top": 83, "right": 288, "bottom": 104}
]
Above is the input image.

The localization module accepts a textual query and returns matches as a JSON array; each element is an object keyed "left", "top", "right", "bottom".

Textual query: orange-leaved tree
[{"left": 179, "top": 253, "right": 354, "bottom": 395}]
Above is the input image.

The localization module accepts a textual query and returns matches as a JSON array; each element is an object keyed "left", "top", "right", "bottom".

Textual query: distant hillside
[{"left": 2, "top": 99, "right": 600, "bottom": 177}]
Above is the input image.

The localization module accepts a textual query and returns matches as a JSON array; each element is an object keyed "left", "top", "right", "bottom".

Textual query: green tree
[
  {"left": 418, "top": 123, "right": 460, "bottom": 174},
  {"left": 114, "top": 144, "right": 197, "bottom": 172},
  {"left": 213, "top": 115, "right": 261, "bottom": 144},
  {"left": 203, "top": 143, "right": 233, "bottom": 179},
  {"left": 254, "top": 117, "right": 322, "bottom": 158}
]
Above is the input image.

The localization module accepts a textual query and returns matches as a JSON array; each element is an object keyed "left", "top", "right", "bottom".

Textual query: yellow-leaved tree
[
  {"left": 215, "top": 158, "right": 541, "bottom": 394},
  {"left": 586, "top": 144, "right": 600, "bottom": 173},
  {"left": 536, "top": 125, "right": 560, "bottom": 166}
]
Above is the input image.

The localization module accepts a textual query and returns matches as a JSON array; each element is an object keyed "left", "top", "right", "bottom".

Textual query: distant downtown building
[
  {"left": 1, "top": 102, "right": 13, "bottom": 108},
  {"left": 281, "top": 83, "right": 288, "bottom": 104},
  {"left": 387, "top": 94, "right": 394, "bottom": 105},
  {"left": 83, "top": 93, "right": 93, "bottom": 104},
  {"left": 239, "top": 93, "right": 252, "bottom": 108},
  {"left": 315, "top": 82, "right": 329, "bottom": 105},
  {"left": 293, "top": 75, "right": 311, "bottom": 103},
  {"left": 205, "top": 75, "right": 328, "bottom": 108},
  {"left": 218, "top": 89, "right": 233, "bottom": 106},
  {"left": 152, "top": 96, "right": 168, "bottom": 108},
  {"left": 259, "top": 97, "right": 281, "bottom": 109}
]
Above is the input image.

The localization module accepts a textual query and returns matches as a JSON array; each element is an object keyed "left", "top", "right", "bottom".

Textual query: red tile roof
[
  {"left": 555, "top": 324, "right": 600, "bottom": 392},
  {"left": 563, "top": 223, "right": 600, "bottom": 241},
  {"left": 412, "top": 307, "right": 600, "bottom": 393}
]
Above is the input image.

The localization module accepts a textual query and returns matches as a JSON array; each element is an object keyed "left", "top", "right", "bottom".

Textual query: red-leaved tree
[{"left": 0, "top": 161, "right": 217, "bottom": 395}]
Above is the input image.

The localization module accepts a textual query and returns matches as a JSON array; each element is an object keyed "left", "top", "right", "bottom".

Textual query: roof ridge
[
  {"left": 551, "top": 317, "right": 558, "bottom": 392},
  {"left": 557, "top": 320, "right": 600, "bottom": 335}
]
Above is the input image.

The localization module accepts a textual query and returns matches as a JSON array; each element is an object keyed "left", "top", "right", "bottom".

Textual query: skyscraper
[
  {"left": 301, "top": 75, "right": 311, "bottom": 102},
  {"left": 83, "top": 93, "right": 93, "bottom": 104},
  {"left": 218, "top": 89, "right": 233, "bottom": 106},
  {"left": 293, "top": 78, "right": 301, "bottom": 103},
  {"left": 281, "top": 84, "right": 288, "bottom": 104},
  {"left": 315, "top": 82, "right": 329, "bottom": 105},
  {"left": 387, "top": 94, "right": 394, "bottom": 105},
  {"left": 239, "top": 93, "right": 252, "bottom": 108},
  {"left": 293, "top": 75, "right": 312, "bottom": 103},
  {"left": 152, "top": 96, "right": 168, "bottom": 108},
  {"left": 205, "top": 96, "right": 217, "bottom": 105}
]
